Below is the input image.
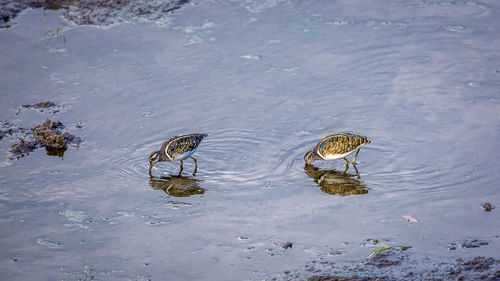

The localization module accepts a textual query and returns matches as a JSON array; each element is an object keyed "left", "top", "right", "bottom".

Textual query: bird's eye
[{"left": 150, "top": 153, "right": 158, "bottom": 161}]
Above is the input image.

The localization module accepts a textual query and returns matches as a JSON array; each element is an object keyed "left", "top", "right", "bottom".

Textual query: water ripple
[{"left": 196, "top": 128, "right": 278, "bottom": 185}]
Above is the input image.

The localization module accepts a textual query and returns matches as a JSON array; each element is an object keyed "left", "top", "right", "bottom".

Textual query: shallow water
[{"left": 1, "top": 1, "right": 500, "bottom": 280}]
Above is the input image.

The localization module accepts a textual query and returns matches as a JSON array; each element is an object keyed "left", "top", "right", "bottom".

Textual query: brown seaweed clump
[
  {"left": 33, "top": 119, "right": 67, "bottom": 148},
  {"left": 7, "top": 119, "right": 81, "bottom": 159}
]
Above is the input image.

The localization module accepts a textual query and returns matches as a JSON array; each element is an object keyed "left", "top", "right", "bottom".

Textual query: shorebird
[
  {"left": 304, "top": 133, "right": 370, "bottom": 166},
  {"left": 149, "top": 133, "right": 207, "bottom": 176}
]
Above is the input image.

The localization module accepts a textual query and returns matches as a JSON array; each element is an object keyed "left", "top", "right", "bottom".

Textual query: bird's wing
[
  {"left": 162, "top": 133, "right": 207, "bottom": 159},
  {"left": 316, "top": 133, "right": 369, "bottom": 157}
]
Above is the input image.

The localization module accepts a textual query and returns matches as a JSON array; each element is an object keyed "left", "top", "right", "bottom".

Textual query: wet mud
[
  {"left": 0, "top": 0, "right": 189, "bottom": 28},
  {"left": 447, "top": 238, "right": 490, "bottom": 251},
  {"left": 280, "top": 249, "right": 500, "bottom": 281}
]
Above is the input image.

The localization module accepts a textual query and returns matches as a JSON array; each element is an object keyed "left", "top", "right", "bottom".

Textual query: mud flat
[
  {"left": 279, "top": 248, "right": 500, "bottom": 281},
  {"left": 0, "top": 0, "right": 189, "bottom": 28}
]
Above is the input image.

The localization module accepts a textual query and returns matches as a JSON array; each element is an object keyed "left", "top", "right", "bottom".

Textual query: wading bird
[
  {"left": 304, "top": 133, "right": 370, "bottom": 167},
  {"left": 149, "top": 133, "right": 208, "bottom": 176}
]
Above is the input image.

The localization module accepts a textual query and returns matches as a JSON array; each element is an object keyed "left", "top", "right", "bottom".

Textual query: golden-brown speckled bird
[
  {"left": 304, "top": 133, "right": 370, "bottom": 166},
  {"left": 149, "top": 133, "right": 208, "bottom": 176}
]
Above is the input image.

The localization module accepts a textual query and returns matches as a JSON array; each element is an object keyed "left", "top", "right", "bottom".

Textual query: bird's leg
[
  {"left": 343, "top": 157, "right": 349, "bottom": 166},
  {"left": 352, "top": 162, "right": 360, "bottom": 178},
  {"left": 191, "top": 156, "right": 198, "bottom": 176},
  {"left": 352, "top": 148, "right": 360, "bottom": 164},
  {"left": 178, "top": 160, "right": 184, "bottom": 176}
]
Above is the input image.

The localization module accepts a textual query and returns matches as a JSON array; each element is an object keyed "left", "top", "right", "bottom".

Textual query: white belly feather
[
  {"left": 171, "top": 147, "right": 198, "bottom": 161},
  {"left": 320, "top": 143, "right": 367, "bottom": 160}
]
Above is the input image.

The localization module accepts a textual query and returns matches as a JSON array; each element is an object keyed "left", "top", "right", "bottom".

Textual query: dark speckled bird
[
  {"left": 149, "top": 133, "right": 208, "bottom": 176},
  {"left": 304, "top": 133, "right": 371, "bottom": 166}
]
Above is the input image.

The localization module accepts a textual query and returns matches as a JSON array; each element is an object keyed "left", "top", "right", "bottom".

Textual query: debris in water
[
  {"left": 402, "top": 215, "right": 418, "bottom": 223},
  {"left": 481, "top": 202, "right": 493, "bottom": 212},
  {"left": 33, "top": 119, "right": 67, "bottom": 148},
  {"left": 3, "top": 118, "right": 81, "bottom": 160},
  {"left": 36, "top": 237, "right": 63, "bottom": 249},
  {"left": 282, "top": 242, "right": 293, "bottom": 249},
  {"left": 368, "top": 245, "right": 412, "bottom": 258},
  {"left": 16, "top": 101, "right": 66, "bottom": 114},
  {"left": 23, "top": 101, "right": 57, "bottom": 109}
]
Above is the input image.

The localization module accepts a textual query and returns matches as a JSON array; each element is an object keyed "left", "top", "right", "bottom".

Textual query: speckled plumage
[
  {"left": 160, "top": 133, "right": 207, "bottom": 161},
  {"left": 305, "top": 133, "right": 370, "bottom": 165},
  {"left": 149, "top": 133, "right": 207, "bottom": 175}
]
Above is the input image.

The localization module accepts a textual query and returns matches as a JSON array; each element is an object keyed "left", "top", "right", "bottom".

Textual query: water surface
[{"left": 1, "top": 1, "right": 500, "bottom": 280}]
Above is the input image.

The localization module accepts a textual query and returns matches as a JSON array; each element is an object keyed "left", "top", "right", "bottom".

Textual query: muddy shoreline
[
  {"left": 279, "top": 249, "right": 500, "bottom": 281},
  {"left": 0, "top": 0, "right": 189, "bottom": 28}
]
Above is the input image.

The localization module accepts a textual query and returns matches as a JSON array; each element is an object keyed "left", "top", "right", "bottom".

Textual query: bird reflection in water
[
  {"left": 304, "top": 164, "right": 369, "bottom": 196},
  {"left": 45, "top": 146, "right": 67, "bottom": 158},
  {"left": 149, "top": 175, "right": 205, "bottom": 197}
]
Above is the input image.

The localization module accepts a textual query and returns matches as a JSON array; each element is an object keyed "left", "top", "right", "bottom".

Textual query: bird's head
[
  {"left": 149, "top": 151, "right": 160, "bottom": 175},
  {"left": 304, "top": 150, "right": 317, "bottom": 165}
]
